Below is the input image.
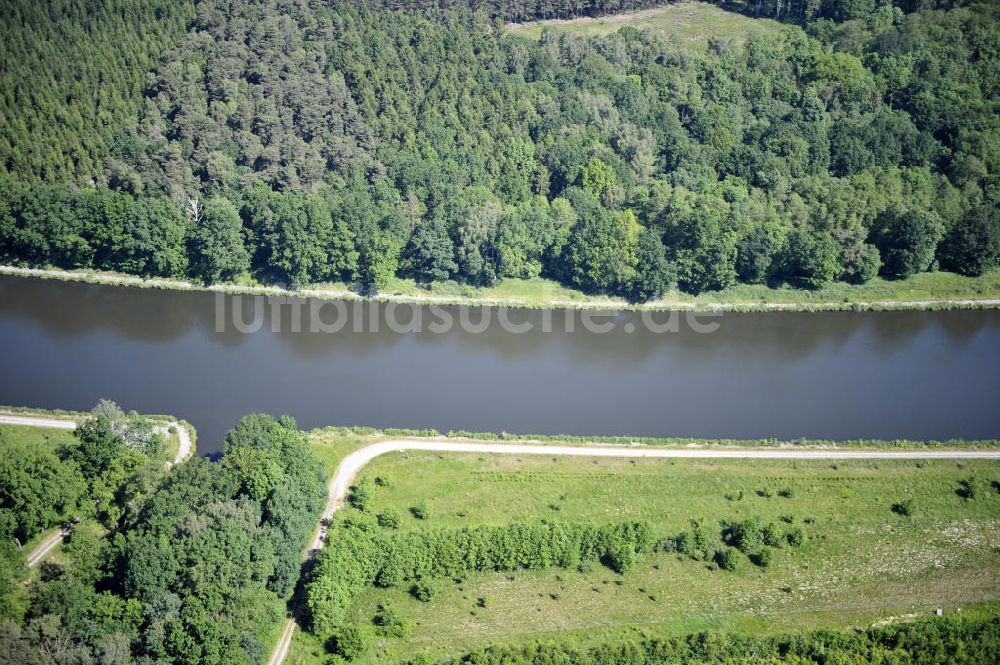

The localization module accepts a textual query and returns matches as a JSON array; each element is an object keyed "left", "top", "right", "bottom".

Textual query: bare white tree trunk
[{"left": 187, "top": 196, "right": 203, "bottom": 225}]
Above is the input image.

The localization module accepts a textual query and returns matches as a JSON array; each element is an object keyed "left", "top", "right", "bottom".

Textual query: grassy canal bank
[{"left": 3, "top": 264, "right": 1000, "bottom": 313}]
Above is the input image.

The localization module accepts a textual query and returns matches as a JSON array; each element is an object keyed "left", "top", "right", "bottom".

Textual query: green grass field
[
  {"left": 507, "top": 2, "right": 787, "bottom": 50},
  {"left": 310, "top": 429, "right": 370, "bottom": 475},
  {"left": 0, "top": 422, "right": 77, "bottom": 456},
  {"left": 12, "top": 260, "right": 1000, "bottom": 313},
  {"left": 288, "top": 431, "right": 1000, "bottom": 664},
  {"left": 313, "top": 269, "right": 1000, "bottom": 312}
]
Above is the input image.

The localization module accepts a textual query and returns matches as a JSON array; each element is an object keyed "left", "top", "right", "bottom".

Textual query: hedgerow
[{"left": 305, "top": 519, "right": 654, "bottom": 634}]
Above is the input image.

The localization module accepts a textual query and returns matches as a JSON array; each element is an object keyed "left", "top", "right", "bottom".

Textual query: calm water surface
[{"left": 1, "top": 275, "right": 998, "bottom": 453}]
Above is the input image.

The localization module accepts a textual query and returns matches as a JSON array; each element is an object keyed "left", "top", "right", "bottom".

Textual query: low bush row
[
  {"left": 404, "top": 615, "right": 1000, "bottom": 665},
  {"left": 305, "top": 519, "right": 654, "bottom": 635}
]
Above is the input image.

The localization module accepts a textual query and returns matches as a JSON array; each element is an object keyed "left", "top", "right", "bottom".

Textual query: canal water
[{"left": 1, "top": 275, "right": 998, "bottom": 453}]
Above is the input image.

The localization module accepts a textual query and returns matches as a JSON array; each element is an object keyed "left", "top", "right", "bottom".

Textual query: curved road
[
  {"left": 1, "top": 412, "right": 193, "bottom": 567},
  {"left": 267, "top": 438, "right": 1000, "bottom": 665}
]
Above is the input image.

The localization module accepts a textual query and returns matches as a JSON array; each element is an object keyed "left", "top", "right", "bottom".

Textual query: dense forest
[
  {"left": 1, "top": 0, "right": 998, "bottom": 300},
  {"left": 0, "top": 0, "right": 192, "bottom": 184},
  {"left": 0, "top": 412, "right": 326, "bottom": 665}
]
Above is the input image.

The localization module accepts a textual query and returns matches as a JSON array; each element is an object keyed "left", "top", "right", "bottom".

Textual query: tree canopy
[
  {"left": 1, "top": 0, "right": 998, "bottom": 299},
  {"left": 0, "top": 409, "right": 326, "bottom": 664}
]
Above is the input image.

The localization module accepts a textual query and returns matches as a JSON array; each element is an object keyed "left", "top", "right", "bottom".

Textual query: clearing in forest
[{"left": 507, "top": 1, "right": 787, "bottom": 48}]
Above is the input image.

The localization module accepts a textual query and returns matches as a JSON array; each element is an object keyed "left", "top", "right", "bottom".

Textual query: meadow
[
  {"left": 0, "top": 422, "right": 77, "bottom": 454},
  {"left": 289, "top": 430, "right": 1000, "bottom": 664},
  {"left": 314, "top": 269, "right": 1000, "bottom": 312},
  {"left": 10, "top": 262, "right": 1000, "bottom": 314},
  {"left": 507, "top": 2, "right": 787, "bottom": 50}
]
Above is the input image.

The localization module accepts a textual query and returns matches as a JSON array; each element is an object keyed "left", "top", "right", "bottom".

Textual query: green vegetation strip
[
  {"left": 314, "top": 425, "right": 1000, "bottom": 449},
  {"left": 289, "top": 431, "right": 1000, "bottom": 664}
]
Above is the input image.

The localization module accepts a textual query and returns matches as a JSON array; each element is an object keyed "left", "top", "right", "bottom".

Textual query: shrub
[
  {"left": 725, "top": 518, "right": 764, "bottom": 555},
  {"left": 374, "top": 604, "right": 412, "bottom": 639},
  {"left": 786, "top": 527, "right": 806, "bottom": 547},
  {"left": 377, "top": 508, "right": 401, "bottom": 529},
  {"left": 761, "top": 523, "right": 783, "bottom": 548},
  {"left": 778, "top": 488, "right": 794, "bottom": 498},
  {"left": 750, "top": 547, "right": 773, "bottom": 568},
  {"left": 655, "top": 536, "right": 678, "bottom": 553},
  {"left": 560, "top": 542, "right": 582, "bottom": 570},
  {"left": 404, "top": 615, "right": 1000, "bottom": 664},
  {"left": 891, "top": 499, "right": 915, "bottom": 517},
  {"left": 674, "top": 531, "right": 693, "bottom": 556},
  {"left": 410, "top": 502, "right": 429, "bottom": 520},
  {"left": 349, "top": 478, "right": 376, "bottom": 512},
  {"left": 327, "top": 625, "right": 372, "bottom": 661},
  {"left": 676, "top": 519, "right": 719, "bottom": 561},
  {"left": 605, "top": 539, "right": 638, "bottom": 575},
  {"left": 403, "top": 656, "right": 432, "bottom": 665},
  {"left": 410, "top": 581, "right": 435, "bottom": 602},
  {"left": 305, "top": 518, "right": 655, "bottom": 633},
  {"left": 957, "top": 477, "right": 978, "bottom": 500},
  {"left": 756, "top": 488, "right": 773, "bottom": 498},
  {"left": 714, "top": 547, "right": 740, "bottom": 571},
  {"left": 374, "top": 552, "right": 406, "bottom": 588}
]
